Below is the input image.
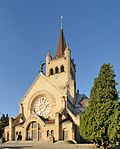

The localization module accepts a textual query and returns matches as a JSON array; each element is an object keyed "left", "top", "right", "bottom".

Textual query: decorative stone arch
[
  {"left": 55, "top": 66, "right": 59, "bottom": 74},
  {"left": 23, "top": 115, "right": 45, "bottom": 141},
  {"left": 49, "top": 68, "right": 54, "bottom": 76},
  {"left": 28, "top": 90, "right": 56, "bottom": 113},
  {"left": 23, "top": 115, "right": 45, "bottom": 129},
  {"left": 60, "top": 65, "right": 64, "bottom": 72},
  {"left": 26, "top": 121, "right": 41, "bottom": 141}
]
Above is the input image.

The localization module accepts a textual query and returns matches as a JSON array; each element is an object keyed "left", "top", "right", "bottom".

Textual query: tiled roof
[
  {"left": 76, "top": 93, "right": 88, "bottom": 106},
  {"left": 74, "top": 94, "right": 89, "bottom": 115}
]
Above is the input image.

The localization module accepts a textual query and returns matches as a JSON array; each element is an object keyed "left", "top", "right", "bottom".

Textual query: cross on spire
[{"left": 60, "top": 16, "right": 63, "bottom": 30}]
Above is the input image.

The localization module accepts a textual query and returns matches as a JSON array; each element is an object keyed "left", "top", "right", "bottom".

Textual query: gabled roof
[
  {"left": 13, "top": 113, "right": 25, "bottom": 127},
  {"left": 54, "top": 29, "right": 66, "bottom": 58},
  {"left": 76, "top": 93, "right": 88, "bottom": 105},
  {"left": 58, "top": 107, "right": 79, "bottom": 126}
]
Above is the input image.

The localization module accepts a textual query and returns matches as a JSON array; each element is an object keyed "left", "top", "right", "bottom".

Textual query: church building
[{"left": 4, "top": 26, "right": 88, "bottom": 143}]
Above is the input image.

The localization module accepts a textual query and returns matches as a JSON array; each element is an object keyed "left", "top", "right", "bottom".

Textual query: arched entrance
[{"left": 26, "top": 121, "right": 41, "bottom": 141}]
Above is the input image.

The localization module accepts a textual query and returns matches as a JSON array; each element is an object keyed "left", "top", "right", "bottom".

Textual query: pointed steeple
[{"left": 55, "top": 29, "right": 66, "bottom": 58}]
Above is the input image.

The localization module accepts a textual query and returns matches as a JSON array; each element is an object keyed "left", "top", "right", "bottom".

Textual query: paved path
[
  {"left": 0, "top": 142, "right": 96, "bottom": 149},
  {"left": 0, "top": 142, "right": 119, "bottom": 149}
]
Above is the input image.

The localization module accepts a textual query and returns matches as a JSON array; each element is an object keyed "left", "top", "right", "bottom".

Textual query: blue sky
[{"left": 0, "top": 0, "right": 120, "bottom": 117}]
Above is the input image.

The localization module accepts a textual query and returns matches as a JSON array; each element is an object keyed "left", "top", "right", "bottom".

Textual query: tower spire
[{"left": 54, "top": 16, "right": 66, "bottom": 59}]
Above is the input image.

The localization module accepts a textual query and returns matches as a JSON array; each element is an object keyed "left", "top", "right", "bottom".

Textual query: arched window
[
  {"left": 55, "top": 67, "right": 59, "bottom": 74},
  {"left": 26, "top": 121, "right": 41, "bottom": 141},
  {"left": 60, "top": 65, "right": 64, "bottom": 72},
  {"left": 49, "top": 68, "right": 54, "bottom": 76},
  {"left": 51, "top": 130, "right": 54, "bottom": 137},
  {"left": 32, "top": 121, "right": 37, "bottom": 128},
  {"left": 47, "top": 130, "right": 49, "bottom": 137}
]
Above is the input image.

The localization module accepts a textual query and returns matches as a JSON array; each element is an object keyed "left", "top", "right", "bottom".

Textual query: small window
[
  {"left": 51, "top": 130, "right": 54, "bottom": 137},
  {"left": 47, "top": 130, "right": 49, "bottom": 137},
  {"left": 50, "top": 68, "right": 54, "bottom": 76},
  {"left": 60, "top": 65, "right": 64, "bottom": 72},
  {"left": 55, "top": 67, "right": 59, "bottom": 74}
]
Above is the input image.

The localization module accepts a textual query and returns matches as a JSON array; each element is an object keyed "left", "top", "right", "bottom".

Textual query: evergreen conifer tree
[
  {"left": 80, "top": 64, "right": 120, "bottom": 146},
  {"left": 0, "top": 114, "right": 9, "bottom": 138}
]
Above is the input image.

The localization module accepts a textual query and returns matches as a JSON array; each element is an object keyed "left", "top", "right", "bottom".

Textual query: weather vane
[{"left": 60, "top": 16, "right": 63, "bottom": 29}]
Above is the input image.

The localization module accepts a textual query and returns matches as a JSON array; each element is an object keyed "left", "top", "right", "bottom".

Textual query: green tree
[
  {"left": 0, "top": 114, "right": 9, "bottom": 138},
  {"left": 80, "top": 64, "right": 120, "bottom": 146}
]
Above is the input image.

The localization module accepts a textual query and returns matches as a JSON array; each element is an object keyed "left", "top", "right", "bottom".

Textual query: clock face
[{"left": 33, "top": 98, "right": 51, "bottom": 117}]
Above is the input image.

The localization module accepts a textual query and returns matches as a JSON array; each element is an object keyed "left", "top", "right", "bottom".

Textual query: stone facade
[{"left": 4, "top": 28, "right": 88, "bottom": 143}]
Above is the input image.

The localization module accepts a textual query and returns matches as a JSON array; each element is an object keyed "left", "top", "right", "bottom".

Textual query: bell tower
[{"left": 45, "top": 27, "right": 76, "bottom": 105}]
